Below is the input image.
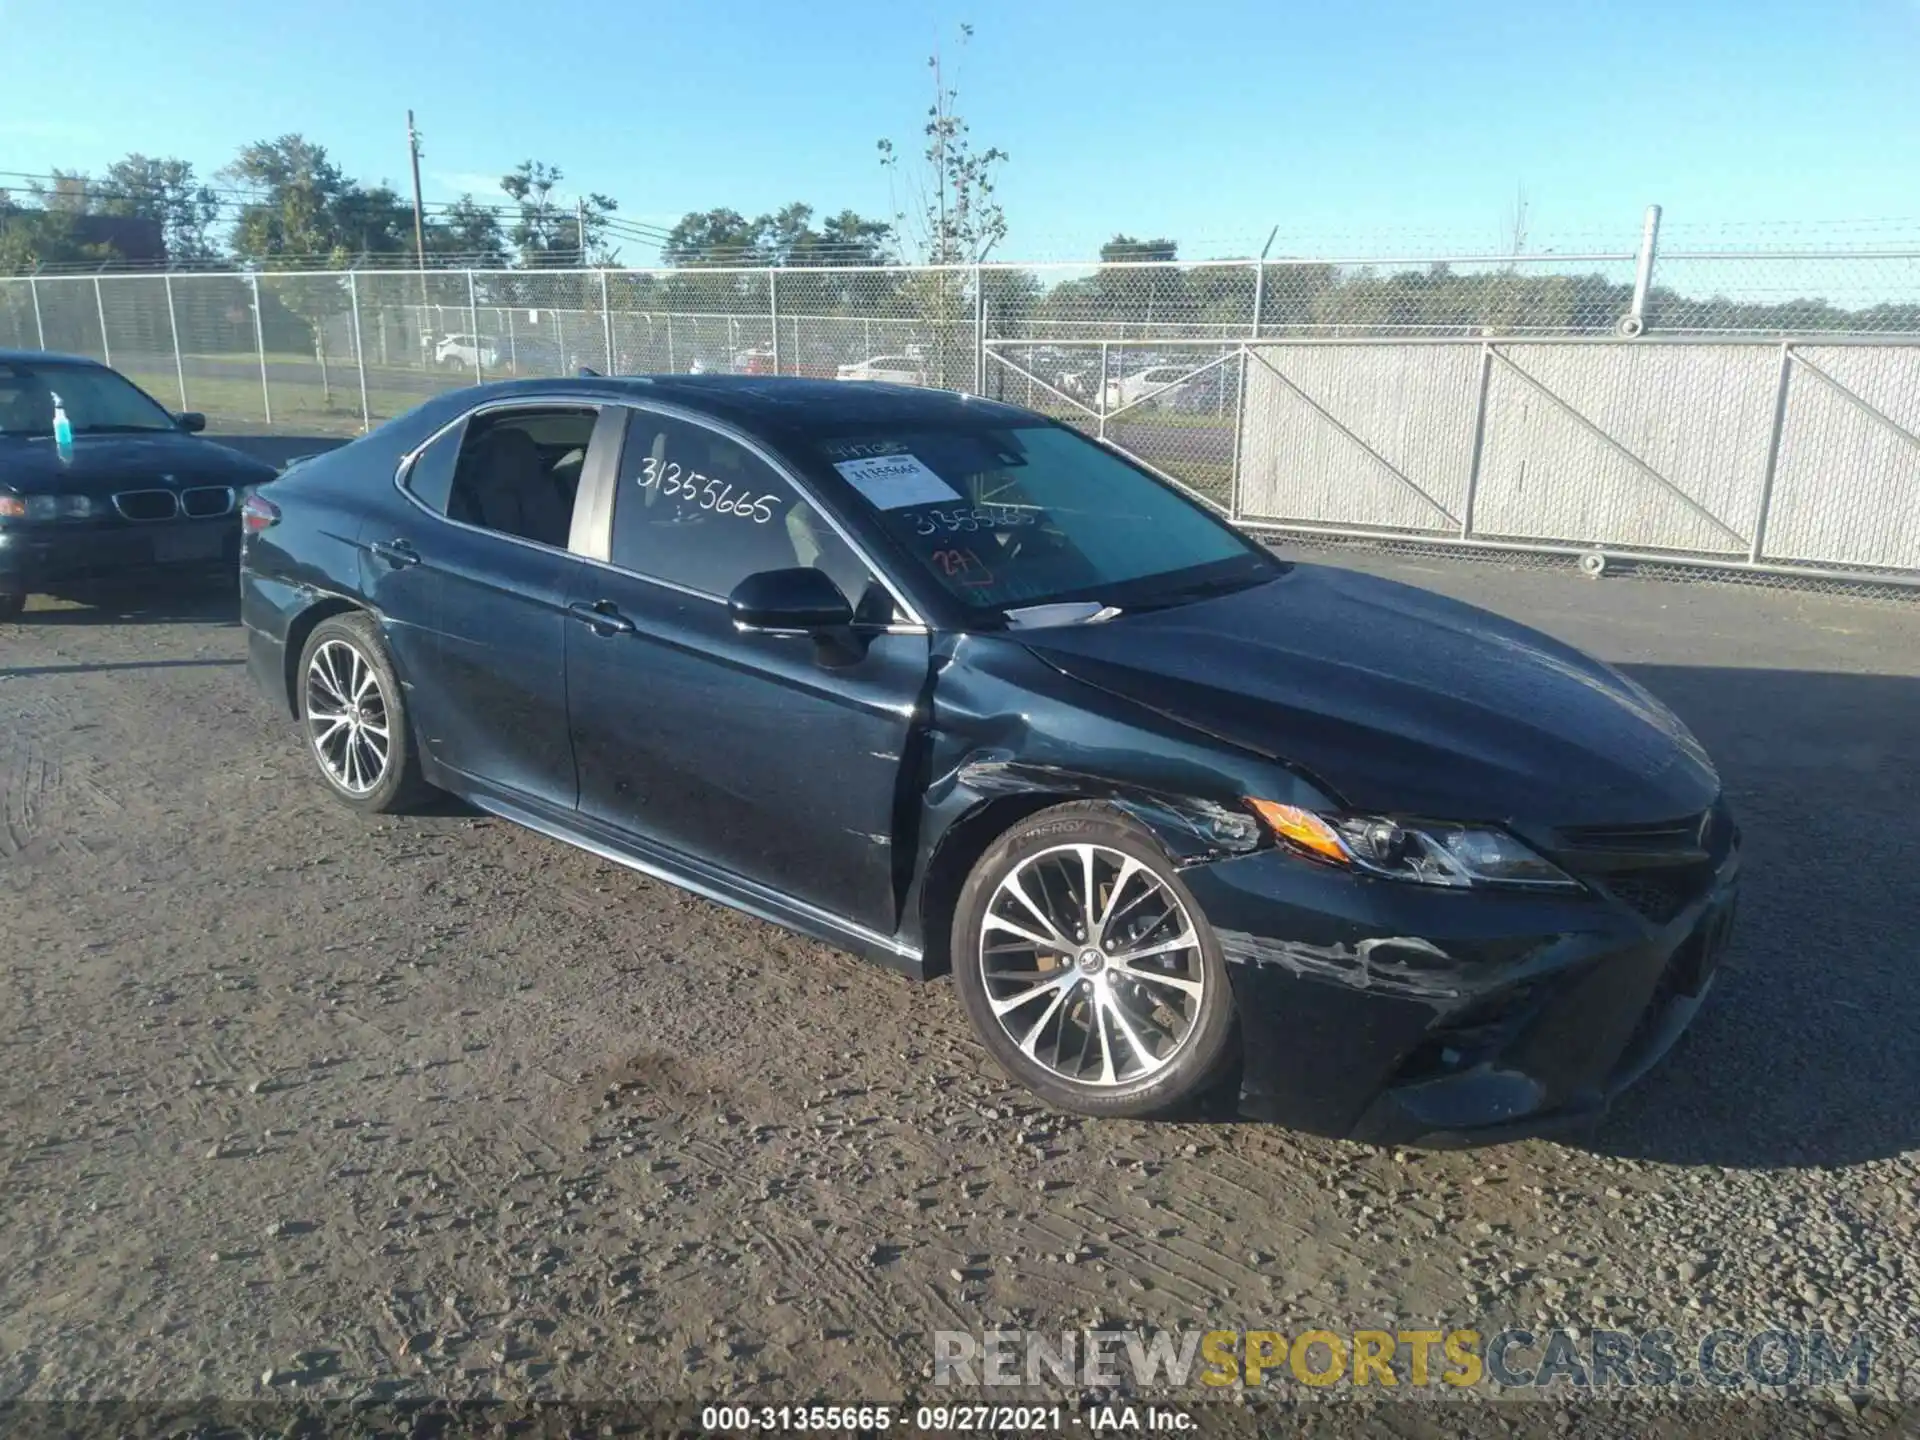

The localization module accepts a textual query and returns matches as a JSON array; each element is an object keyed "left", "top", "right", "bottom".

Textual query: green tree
[
  {"left": 661, "top": 207, "right": 763, "bottom": 266},
  {"left": 0, "top": 190, "right": 117, "bottom": 272},
  {"left": 223, "top": 136, "right": 411, "bottom": 406},
  {"left": 500, "top": 161, "right": 618, "bottom": 267},
  {"left": 97, "top": 155, "right": 222, "bottom": 262},
  {"left": 878, "top": 22, "right": 1008, "bottom": 264},
  {"left": 223, "top": 135, "right": 412, "bottom": 265},
  {"left": 662, "top": 203, "right": 893, "bottom": 269},
  {"left": 427, "top": 196, "right": 509, "bottom": 268},
  {"left": 27, "top": 170, "right": 94, "bottom": 215}
]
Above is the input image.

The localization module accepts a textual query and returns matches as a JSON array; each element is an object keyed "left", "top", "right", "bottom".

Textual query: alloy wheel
[
  {"left": 978, "top": 842, "right": 1206, "bottom": 1088},
  {"left": 304, "top": 638, "right": 391, "bottom": 796}
]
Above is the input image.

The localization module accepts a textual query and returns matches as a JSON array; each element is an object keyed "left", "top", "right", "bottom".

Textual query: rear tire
[
  {"left": 951, "top": 802, "right": 1236, "bottom": 1119},
  {"left": 0, "top": 591, "right": 24, "bottom": 622},
  {"left": 296, "top": 612, "right": 432, "bottom": 815}
]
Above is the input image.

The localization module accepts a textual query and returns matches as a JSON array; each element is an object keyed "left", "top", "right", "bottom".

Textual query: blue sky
[{"left": 3, "top": 0, "right": 1916, "bottom": 262}]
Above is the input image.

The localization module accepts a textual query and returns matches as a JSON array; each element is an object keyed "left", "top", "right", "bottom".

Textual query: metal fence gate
[{"left": 983, "top": 336, "right": 1920, "bottom": 586}]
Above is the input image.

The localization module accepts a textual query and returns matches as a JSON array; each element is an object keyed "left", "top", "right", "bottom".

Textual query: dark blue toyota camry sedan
[{"left": 239, "top": 375, "right": 1739, "bottom": 1146}]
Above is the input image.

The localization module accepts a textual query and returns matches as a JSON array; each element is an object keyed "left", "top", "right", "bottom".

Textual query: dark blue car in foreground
[{"left": 238, "top": 375, "right": 1739, "bottom": 1145}]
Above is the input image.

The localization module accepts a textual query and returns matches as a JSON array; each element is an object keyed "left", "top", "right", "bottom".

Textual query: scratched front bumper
[{"left": 1181, "top": 841, "right": 1739, "bottom": 1147}]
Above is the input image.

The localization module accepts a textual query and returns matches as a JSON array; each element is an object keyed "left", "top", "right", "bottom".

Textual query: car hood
[
  {"left": 0, "top": 432, "right": 278, "bottom": 497},
  {"left": 1015, "top": 563, "right": 1719, "bottom": 826}
]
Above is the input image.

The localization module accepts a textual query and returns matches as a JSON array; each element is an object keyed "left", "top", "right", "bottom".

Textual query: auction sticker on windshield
[{"left": 832, "top": 453, "right": 962, "bottom": 510}]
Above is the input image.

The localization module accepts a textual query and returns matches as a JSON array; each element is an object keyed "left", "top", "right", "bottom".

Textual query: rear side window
[
  {"left": 402, "top": 423, "right": 463, "bottom": 514},
  {"left": 446, "top": 406, "right": 596, "bottom": 549}
]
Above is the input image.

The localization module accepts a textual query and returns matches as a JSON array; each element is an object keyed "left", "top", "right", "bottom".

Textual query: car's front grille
[
  {"left": 1602, "top": 866, "right": 1714, "bottom": 924},
  {"left": 113, "top": 489, "right": 179, "bottom": 521},
  {"left": 179, "top": 486, "right": 233, "bottom": 518},
  {"left": 1552, "top": 796, "right": 1734, "bottom": 925}
]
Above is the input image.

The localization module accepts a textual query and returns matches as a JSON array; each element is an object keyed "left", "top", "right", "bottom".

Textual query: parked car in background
[
  {"left": 0, "top": 350, "right": 278, "bottom": 619},
  {"left": 837, "top": 355, "right": 928, "bottom": 387},
  {"left": 1104, "top": 363, "right": 1199, "bottom": 412},
  {"left": 239, "top": 375, "right": 1738, "bottom": 1142},
  {"left": 434, "top": 333, "right": 501, "bottom": 370},
  {"left": 733, "top": 346, "right": 776, "bottom": 376}
]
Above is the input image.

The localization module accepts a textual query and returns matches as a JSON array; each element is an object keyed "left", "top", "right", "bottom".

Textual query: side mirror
[
  {"left": 177, "top": 412, "right": 207, "bottom": 434},
  {"left": 728, "top": 567, "right": 854, "bottom": 634}
]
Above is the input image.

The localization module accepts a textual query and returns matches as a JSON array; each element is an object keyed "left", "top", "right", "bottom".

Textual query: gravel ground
[{"left": 0, "top": 549, "right": 1915, "bottom": 1427}]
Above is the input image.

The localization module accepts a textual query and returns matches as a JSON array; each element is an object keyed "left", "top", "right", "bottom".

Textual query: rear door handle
[
  {"left": 568, "top": 600, "right": 637, "bottom": 636},
  {"left": 369, "top": 538, "right": 420, "bottom": 568}
]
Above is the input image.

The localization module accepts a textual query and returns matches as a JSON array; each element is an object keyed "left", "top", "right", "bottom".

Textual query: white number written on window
[
  {"left": 912, "top": 505, "right": 1037, "bottom": 536},
  {"left": 638, "top": 455, "right": 779, "bottom": 524}
]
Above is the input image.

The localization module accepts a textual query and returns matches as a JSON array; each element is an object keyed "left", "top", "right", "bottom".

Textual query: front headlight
[
  {"left": 23, "top": 494, "right": 98, "bottom": 521},
  {"left": 1245, "top": 799, "right": 1581, "bottom": 891}
]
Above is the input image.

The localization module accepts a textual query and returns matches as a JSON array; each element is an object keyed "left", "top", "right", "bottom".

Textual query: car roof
[
  {"left": 0, "top": 350, "right": 107, "bottom": 369},
  {"left": 468, "top": 373, "right": 1037, "bottom": 434}
]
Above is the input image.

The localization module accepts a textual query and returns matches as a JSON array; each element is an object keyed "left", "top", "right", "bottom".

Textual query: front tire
[
  {"left": 951, "top": 802, "right": 1236, "bottom": 1119},
  {"left": 296, "top": 612, "right": 431, "bottom": 814},
  {"left": 0, "top": 591, "right": 25, "bottom": 622}
]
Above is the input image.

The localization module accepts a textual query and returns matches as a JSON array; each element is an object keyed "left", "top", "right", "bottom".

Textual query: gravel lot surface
[{"left": 1, "top": 549, "right": 1914, "bottom": 1427}]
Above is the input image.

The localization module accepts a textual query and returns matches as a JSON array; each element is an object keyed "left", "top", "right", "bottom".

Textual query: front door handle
[
  {"left": 568, "top": 600, "right": 637, "bottom": 636},
  {"left": 369, "top": 538, "right": 420, "bottom": 568}
]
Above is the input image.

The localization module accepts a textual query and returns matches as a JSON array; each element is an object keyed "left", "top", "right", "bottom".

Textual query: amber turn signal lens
[{"left": 1244, "top": 799, "right": 1352, "bottom": 865}]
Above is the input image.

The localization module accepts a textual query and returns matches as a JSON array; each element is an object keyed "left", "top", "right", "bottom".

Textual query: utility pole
[
  {"left": 407, "top": 110, "right": 428, "bottom": 270},
  {"left": 407, "top": 110, "right": 430, "bottom": 364},
  {"left": 576, "top": 197, "right": 587, "bottom": 265}
]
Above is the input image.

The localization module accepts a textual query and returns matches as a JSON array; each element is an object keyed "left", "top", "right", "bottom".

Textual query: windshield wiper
[
  {"left": 73, "top": 424, "right": 173, "bottom": 435},
  {"left": 1126, "top": 572, "right": 1271, "bottom": 613}
]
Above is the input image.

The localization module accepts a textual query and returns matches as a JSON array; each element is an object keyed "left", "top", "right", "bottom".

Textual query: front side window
[
  {"left": 441, "top": 406, "right": 595, "bottom": 548},
  {"left": 802, "top": 423, "right": 1277, "bottom": 619},
  {"left": 611, "top": 410, "right": 893, "bottom": 619},
  {"left": 0, "top": 362, "right": 176, "bottom": 437}
]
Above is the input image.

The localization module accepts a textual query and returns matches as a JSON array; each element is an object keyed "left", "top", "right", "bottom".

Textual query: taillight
[
  {"left": 241, "top": 493, "right": 281, "bottom": 533},
  {"left": 0, "top": 493, "right": 24, "bottom": 519}
]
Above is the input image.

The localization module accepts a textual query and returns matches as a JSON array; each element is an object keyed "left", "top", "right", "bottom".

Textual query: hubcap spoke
[
  {"left": 1108, "top": 929, "right": 1199, "bottom": 964},
  {"left": 988, "top": 972, "right": 1071, "bottom": 1017},
  {"left": 1108, "top": 960, "right": 1204, "bottom": 997},
  {"left": 982, "top": 913, "right": 1065, "bottom": 952},
  {"left": 1090, "top": 855, "right": 1144, "bottom": 943},
  {"left": 1093, "top": 994, "right": 1117, "bottom": 1083},
  {"left": 1017, "top": 985, "right": 1072, "bottom": 1059},
  {"left": 1100, "top": 988, "right": 1158, "bottom": 1069},
  {"left": 999, "top": 871, "right": 1076, "bottom": 950}
]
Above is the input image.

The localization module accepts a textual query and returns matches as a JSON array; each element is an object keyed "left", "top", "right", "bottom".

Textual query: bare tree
[{"left": 877, "top": 23, "right": 1008, "bottom": 265}]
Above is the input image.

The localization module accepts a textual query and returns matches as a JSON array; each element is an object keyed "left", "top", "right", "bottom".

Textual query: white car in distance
[
  {"left": 1103, "top": 363, "right": 1195, "bottom": 412},
  {"left": 836, "top": 355, "right": 928, "bottom": 387},
  {"left": 434, "top": 333, "right": 501, "bottom": 370}
]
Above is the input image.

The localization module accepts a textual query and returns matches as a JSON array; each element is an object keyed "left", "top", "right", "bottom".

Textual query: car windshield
[
  {"left": 0, "top": 361, "right": 177, "bottom": 437},
  {"left": 806, "top": 422, "right": 1279, "bottom": 619}
]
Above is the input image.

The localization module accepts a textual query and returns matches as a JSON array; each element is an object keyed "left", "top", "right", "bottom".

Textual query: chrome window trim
[{"left": 601, "top": 398, "right": 928, "bottom": 628}]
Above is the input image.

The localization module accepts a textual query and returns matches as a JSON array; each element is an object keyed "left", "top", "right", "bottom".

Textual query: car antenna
[{"left": 576, "top": 366, "right": 602, "bottom": 378}]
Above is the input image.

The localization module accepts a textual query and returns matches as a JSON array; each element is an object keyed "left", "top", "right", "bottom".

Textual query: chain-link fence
[
  {"left": 3, "top": 208, "right": 1916, "bottom": 438},
  {"left": 4, "top": 216, "right": 1918, "bottom": 585}
]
